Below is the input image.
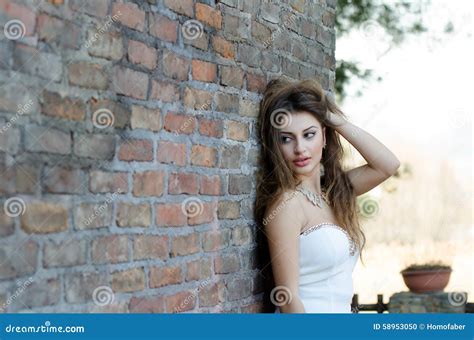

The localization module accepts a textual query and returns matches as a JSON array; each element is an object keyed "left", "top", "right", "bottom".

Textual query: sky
[{"left": 335, "top": 0, "right": 473, "bottom": 180}]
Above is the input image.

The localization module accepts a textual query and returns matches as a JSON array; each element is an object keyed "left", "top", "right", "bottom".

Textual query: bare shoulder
[{"left": 263, "top": 189, "right": 307, "bottom": 238}]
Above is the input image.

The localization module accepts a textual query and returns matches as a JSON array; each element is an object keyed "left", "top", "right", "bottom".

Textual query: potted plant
[{"left": 400, "top": 261, "right": 452, "bottom": 293}]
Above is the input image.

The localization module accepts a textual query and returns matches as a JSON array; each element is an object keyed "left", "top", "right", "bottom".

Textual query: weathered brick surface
[{"left": 0, "top": 0, "right": 335, "bottom": 313}]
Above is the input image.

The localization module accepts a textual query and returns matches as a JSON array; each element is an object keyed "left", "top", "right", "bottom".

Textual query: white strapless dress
[{"left": 275, "top": 222, "right": 359, "bottom": 313}]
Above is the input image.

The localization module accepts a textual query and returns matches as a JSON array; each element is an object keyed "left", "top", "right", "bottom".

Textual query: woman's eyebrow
[{"left": 280, "top": 126, "right": 318, "bottom": 134}]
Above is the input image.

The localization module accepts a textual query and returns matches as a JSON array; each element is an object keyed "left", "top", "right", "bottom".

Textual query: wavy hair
[{"left": 254, "top": 78, "right": 366, "bottom": 312}]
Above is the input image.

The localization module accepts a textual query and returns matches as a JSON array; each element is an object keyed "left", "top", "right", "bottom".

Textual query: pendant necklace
[{"left": 295, "top": 185, "right": 328, "bottom": 208}]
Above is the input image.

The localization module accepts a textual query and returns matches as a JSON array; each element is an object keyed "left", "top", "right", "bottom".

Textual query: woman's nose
[{"left": 294, "top": 139, "right": 305, "bottom": 154}]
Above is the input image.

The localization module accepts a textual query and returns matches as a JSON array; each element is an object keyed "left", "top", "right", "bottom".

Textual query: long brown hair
[{"left": 254, "top": 77, "right": 366, "bottom": 312}]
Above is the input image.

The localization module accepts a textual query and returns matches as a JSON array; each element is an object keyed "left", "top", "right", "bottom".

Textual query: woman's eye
[
  {"left": 280, "top": 136, "right": 291, "bottom": 144},
  {"left": 305, "top": 132, "right": 316, "bottom": 138}
]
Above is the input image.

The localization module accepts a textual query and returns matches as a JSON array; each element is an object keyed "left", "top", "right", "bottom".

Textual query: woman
[{"left": 254, "top": 78, "right": 400, "bottom": 313}]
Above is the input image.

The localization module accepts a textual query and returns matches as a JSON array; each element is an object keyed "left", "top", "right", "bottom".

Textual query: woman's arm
[
  {"left": 326, "top": 111, "right": 400, "bottom": 196},
  {"left": 264, "top": 193, "right": 306, "bottom": 313}
]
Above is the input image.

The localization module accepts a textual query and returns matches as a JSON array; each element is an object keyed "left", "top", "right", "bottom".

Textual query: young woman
[{"left": 255, "top": 78, "right": 400, "bottom": 313}]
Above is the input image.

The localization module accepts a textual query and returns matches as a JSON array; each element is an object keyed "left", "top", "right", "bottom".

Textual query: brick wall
[{"left": 0, "top": 0, "right": 336, "bottom": 313}]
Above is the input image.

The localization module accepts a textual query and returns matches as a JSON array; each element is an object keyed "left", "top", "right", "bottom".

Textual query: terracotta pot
[{"left": 401, "top": 268, "right": 452, "bottom": 293}]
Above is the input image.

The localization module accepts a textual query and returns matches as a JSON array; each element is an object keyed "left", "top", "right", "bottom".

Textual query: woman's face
[{"left": 277, "top": 111, "right": 326, "bottom": 176}]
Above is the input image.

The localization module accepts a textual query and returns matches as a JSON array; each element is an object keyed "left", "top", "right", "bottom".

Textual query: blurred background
[{"left": 334, "top": 0, "right": 472, "bottom": 306}]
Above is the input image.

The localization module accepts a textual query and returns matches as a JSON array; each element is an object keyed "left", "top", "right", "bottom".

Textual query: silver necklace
[{"left": 296, "top": 186, "right": 328, "bottom": 208}]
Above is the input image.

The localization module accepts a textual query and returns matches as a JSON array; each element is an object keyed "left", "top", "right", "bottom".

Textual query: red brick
[
  {"left": 128, "top": 40, "right": 157, "bottom": 70},
  {"left": 149, "top": 265, "right": 183, "bottom": 288},
  {"left": 202, "top": 230, "right": 228, "bottom": 252},
  {"left": 70, "top": 0, "right": 108, "bottom": 18},
  {"left": 133, "top": 235, "right": 168, "bottom": 260},
  {"left": 183, "top": 87, "right": 213, "bottom": 110},
  {"left": 38, "top": 14, "right": 80, "bottom": 49},
  {"left": 226, "top": 120, "right": 249, "bottom": 141},
  {"left": 20, "top": 202, "right": 68, "bottom": 234},
  {"left": 164, "top": 0, "right": 194, "bottom": 17},
  {"left": 43, "top": 166, "right": 84, "bottom": 194},
  {"left": 168, "top": 172, "right": 198, "bottom": 194},
  {"left": 192, "top": 60, "right": 216, "bottom": 82},
  {"left": 150, "top": 80, "right": 179, "bottom": 102},
  {"left": 191, "top": 145, "right": 217, "bottom": 167},
  {"left": 198, "top": 117, "right": 223, "bottom": 138},
  {"left": 247, "top": 72, "right": 266, "bottom": 93},
  {"left": 157, "top": 141, "right": 186, "bottom": 166},
  {"left": 112, "top": 66, "right": 148, "bottom": 100},
  {"left": 112, "top": 267, "right": 145, "bottom": 292},
  {"left": 89, "top": 170, "right": 128, "bottom": 193},
  {"left": 164, "top": 112, "right": 196, "bottom": 134},
  {"left": 1, "top": 2, "right": 36, "bottom": 36},
  {"left": 171, "top": 233, "right": 200, "bottom": 256},
  {"left": 166, "top": 291, "right": 196, "bottom": 313},
  {"left": 215, "top": 254, "right": 240, "bottom": 274},
  {"left": 199, "top": 175, "right": 221, "bottom": 195},
  {"left": 133, "top": 171, "right": 164, "bottom": 197},
  {"left": 220, "top": 65, "right": 244, "bottom": 88},
  {"left": 119, "top": 139, "right": 153, "bottom": 161},
  {"left": 155, "top": 203, "right": 187, "bottom": 227},
  {"left": 112, "top": 2, "right": 145, "bottom": 31},
  {"left": 92, "top": 235, "right": 129, "bottom": 264},
  {"left": 149, "top": 13, "right": 178, "bottom": 42},
  {"left": 163, "top": 50, "right": 190, "bottom": 81},
  {"left": 129, "top": 295, "right": 165, "bottom": 313},
  {"left": 196, "top": 3, "right": 222, "bottom": 29},
  {"left": 186, "top": 258, "right": 212, "bottom": 281},
  {"left": 188, "top": 201, "right": 217, "bottom": 225},
  {"left": 131, "top": 105, "right": 161, "bottom": 131},
  {"left": 211, "top": 36, "right": 235, "bottom": 59},
  {"left": 41, "top": 91, "right": 85, "bottom": 121},
  {"left": 68, "top": 62, "right": 108, "bottom": 90},
  {"left": 199, "top": 282, "right": 221, "bottom": 307},
  {"left": 116, "top": 202, "right": 151, "bottom": 227}
]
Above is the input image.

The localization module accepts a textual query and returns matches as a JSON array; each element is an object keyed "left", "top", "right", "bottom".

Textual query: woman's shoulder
[{"left": 263, "top": 189, "right": 307, "bottom": 231}]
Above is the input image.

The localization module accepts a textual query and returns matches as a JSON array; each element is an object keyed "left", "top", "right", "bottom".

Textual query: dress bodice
[{"left": 275, "top": 222, "right": 359, "bottom": 313}]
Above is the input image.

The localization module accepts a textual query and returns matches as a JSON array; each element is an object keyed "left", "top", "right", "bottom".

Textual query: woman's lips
[{"left": 293, "top": 157, "right": 311, "bottom": 167}]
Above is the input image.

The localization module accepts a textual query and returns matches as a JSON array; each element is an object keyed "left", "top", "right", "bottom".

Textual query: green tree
[{"left": 335, "top": 0, "right": 431, "bottom": 102}]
